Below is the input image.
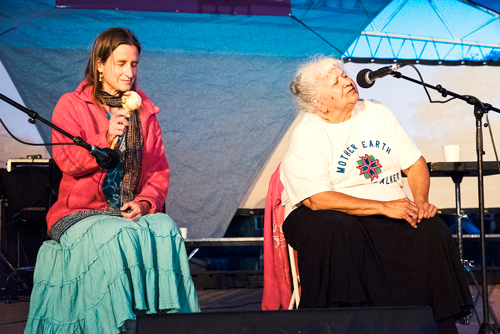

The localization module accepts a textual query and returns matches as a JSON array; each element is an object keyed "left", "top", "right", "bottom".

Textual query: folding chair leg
[
  {"left": 288, "top": 244, "right": 300, "bottom": 309},
  {"left": 288, "top": 291, "right": 295, "bottom": 310}
]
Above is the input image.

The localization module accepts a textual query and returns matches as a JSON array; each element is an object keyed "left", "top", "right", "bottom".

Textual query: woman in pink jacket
[{"left": 25, "top": 28, "right": 199, "bottom": 334}]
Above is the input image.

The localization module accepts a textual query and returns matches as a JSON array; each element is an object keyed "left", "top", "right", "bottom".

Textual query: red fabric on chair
[{"left": 262, "top": 164, "right": 292, "bottom": 310}]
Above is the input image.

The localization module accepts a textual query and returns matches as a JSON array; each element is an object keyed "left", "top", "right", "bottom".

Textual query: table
[{"left": 427, "top": 161, "right": 500, "bottom": 261}]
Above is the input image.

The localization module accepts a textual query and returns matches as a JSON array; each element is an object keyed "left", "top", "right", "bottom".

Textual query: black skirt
[{"left": 282, "top": 206, "right": 473, "bottom": 321}]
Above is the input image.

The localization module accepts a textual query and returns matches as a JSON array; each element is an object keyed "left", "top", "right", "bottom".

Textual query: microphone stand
[
  {"left": 0, "top": 93, "right": 119, "bottom": 170},
  {"left": 0, "top": 92, "right": 118, "bottom": 301},
  {"left": 389, "top": 71, "right": 499, "bottom": 334}
]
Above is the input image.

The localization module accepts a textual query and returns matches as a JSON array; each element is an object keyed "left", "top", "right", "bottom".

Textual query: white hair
[{"left": 290, "top": 56, "right": 344, "bottom": 113}]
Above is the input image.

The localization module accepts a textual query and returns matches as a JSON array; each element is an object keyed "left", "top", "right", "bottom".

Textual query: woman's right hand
[
  {"left": 382, "top": 198, "right": 419, "bottom": 228},
  {"left": 106, "top": 109, "right": 129, "bottom": 145}
]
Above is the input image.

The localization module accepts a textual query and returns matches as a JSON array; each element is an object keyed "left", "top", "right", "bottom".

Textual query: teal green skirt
[{"left": 24, "top": 213, "right": 200, "bottom": 334}]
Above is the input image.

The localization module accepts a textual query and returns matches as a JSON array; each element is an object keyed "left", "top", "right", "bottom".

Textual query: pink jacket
[
  {"left": 262, "top": 164, "right": 292, "bottom": 310},
  {"left": 46, "top": 81, "right": 170, "bottom": 233}
]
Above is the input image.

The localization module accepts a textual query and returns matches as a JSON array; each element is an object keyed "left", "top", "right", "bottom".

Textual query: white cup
[
  {"left": 180, "top": 227, "right": 188, "bottom": 239},
  {"left": 443, "top": 145, "right": 461, "bottom": 162}
]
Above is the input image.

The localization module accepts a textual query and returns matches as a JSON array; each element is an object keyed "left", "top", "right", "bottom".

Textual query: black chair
[{"left": 0, "top": 159, "right": 61, "bottom": 302}]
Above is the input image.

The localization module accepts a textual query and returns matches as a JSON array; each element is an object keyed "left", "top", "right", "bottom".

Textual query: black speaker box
[{"left": 136, "top": 307, "right": 437, "bottom": 334}]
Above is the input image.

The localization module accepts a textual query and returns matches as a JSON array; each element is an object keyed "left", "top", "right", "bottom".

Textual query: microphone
[
  {"left": 89, "top": 145, "right": 120, "bottom": 170},
  {"left": 356, "top": 63, "right": 407, "bottom": 89},
  {"left": 73, "top": 136, "right": 119, "bottom": 169}
]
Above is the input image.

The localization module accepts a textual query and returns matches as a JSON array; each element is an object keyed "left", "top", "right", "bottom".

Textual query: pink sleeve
[{"left": 52, "top": 94, "right": 110, "bottom": 177}]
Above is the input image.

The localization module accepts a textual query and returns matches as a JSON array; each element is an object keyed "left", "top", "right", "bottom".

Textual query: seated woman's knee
[
  {"left": 418, "top": 216, "right": 451, "bottom": 236},
  {"left": 297, "top": 210, "right": 365, "bottom": 245}
]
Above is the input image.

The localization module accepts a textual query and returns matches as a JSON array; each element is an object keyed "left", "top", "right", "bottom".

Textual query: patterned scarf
[{"left": 97, "top": 91, "right": 143, "bottom": 205}]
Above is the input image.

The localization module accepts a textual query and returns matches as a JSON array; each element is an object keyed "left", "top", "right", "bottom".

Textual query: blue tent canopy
[{"left": 344, "top": 0, "right": 500, "bottom": 63}]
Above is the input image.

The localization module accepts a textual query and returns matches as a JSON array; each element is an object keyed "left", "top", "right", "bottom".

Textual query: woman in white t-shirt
[{"left": 280, "top": 56, "right": 472, "bottom": 334}]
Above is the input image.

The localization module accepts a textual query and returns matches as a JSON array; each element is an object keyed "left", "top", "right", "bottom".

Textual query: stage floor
[{"left": 1, "top": 286, "right": 499, "bottom": 333}]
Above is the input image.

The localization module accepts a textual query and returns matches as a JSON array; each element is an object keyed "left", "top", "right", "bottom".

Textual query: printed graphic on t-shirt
[
  {"left": 356, "top": 154, "right": 382, "bottom": 181},
  {"left": 336, "top": 140, "right": 392, "bottom": 174}
]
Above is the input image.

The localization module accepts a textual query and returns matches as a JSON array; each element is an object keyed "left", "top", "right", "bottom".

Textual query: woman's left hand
[
  {"left": 413, "top": 200, "right": 438, "bottom": 223},
  {"left": 120, "top": 200, "right": 151, "bottom": 221}
]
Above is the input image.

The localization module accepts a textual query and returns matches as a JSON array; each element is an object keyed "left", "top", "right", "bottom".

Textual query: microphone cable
[
  {"left": 0, "top": 118, "right": 76, "bottom": 146},
  {"left": 406, "top": 64, "right": 457, "bottom": 104},
  {"left": 485, "top": 113, "right": 500, "bottom": 175}
]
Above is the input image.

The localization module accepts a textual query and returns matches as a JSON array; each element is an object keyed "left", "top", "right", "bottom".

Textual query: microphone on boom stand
[
  {"left": 356, "top": 63, "right": 408, "bottom": 88},
  {"left": 0, "top": 93, "right": 119, "bottom": 170},
  {"left": 74, "top": 138, "right": 120, "bottom": 170}
]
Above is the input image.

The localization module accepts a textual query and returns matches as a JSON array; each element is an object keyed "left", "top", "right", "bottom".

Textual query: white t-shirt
[{"left": 280, "top": 99, "right": 422, "bottom": 212}]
